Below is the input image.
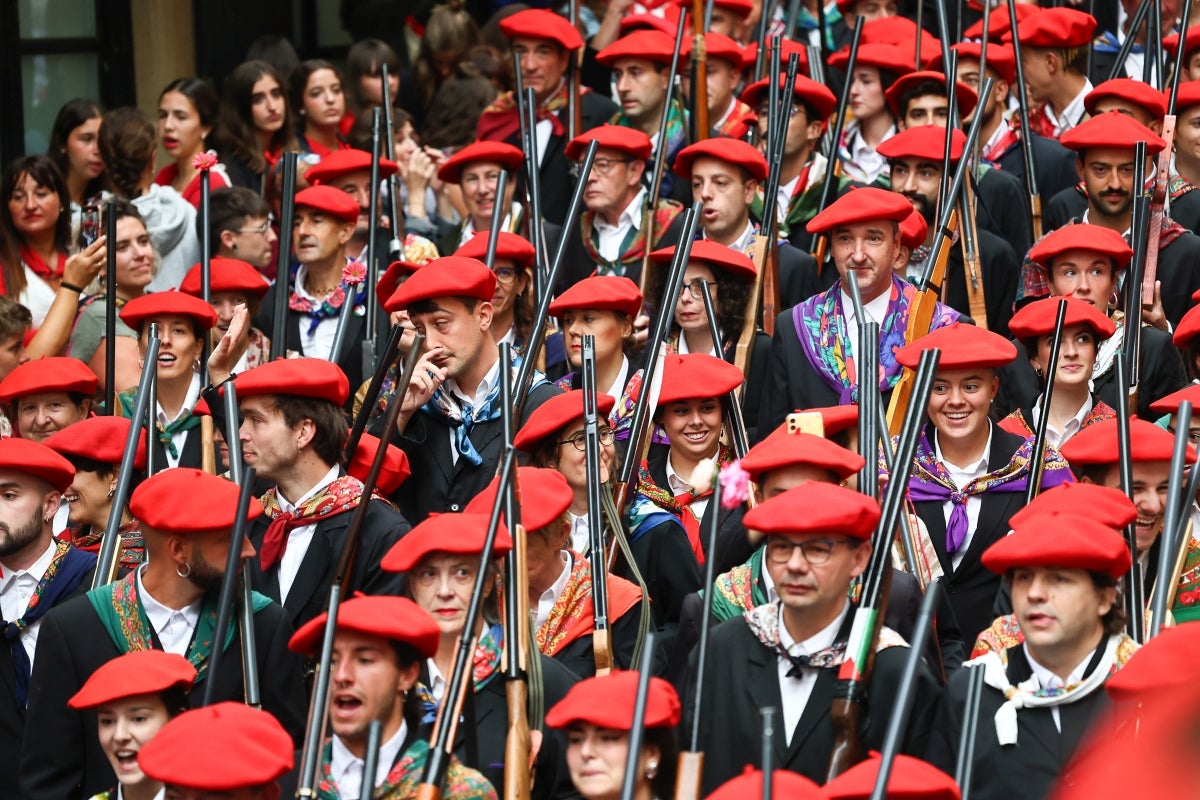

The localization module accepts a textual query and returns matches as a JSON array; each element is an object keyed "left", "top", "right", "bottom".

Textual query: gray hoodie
[{"left": 135, "top": 184, "right": 200, "bottom": 292}]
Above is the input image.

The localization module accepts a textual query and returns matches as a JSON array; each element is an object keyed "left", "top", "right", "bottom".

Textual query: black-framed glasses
[
  {"left": 680, "top": 279, "right": 716, "bottom": 299},
  {"left": 558, "top": 427, "right": 616, "bottom": 451},
  {"left": 765, "top": 538, "right": 846, "bottom": 565}
]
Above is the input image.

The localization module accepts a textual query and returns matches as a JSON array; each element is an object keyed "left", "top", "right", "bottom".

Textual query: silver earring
[
  {"left": 645, "top": 761, "right": 659, "bottom": 780},
  {"left": 106, "top": 487, "right": 115, "bottom": 499},
  {"left": 176, "top": 562, "right": 192, "bottom": 578}
]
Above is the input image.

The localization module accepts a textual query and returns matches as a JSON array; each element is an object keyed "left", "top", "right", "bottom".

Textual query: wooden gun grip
[
  {"left": 593, "top": 628, "right": 613, "bottom": 676},
  {"left": 673, "top": 751, "right": 705, "bottom": 800},
  {"left": 505, "top": 680, "right": 533, "bottom": 800}
]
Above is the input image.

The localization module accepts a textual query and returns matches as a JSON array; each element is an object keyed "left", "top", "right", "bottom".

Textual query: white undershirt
[
  {"left": 136, "top": 563, "right": 202, "bottom": 656},
  {"left": 567, "top": 513, "right": 591, "bottom": 556},
  {"left": 330, "top": 722, "right": 408, "bottom": 799},
  {"left": 534, "top": 551, "right": 573, "bottom": 630},
  {"left": 604, "top": 356, "right": 631, "bottom": 402},
  {"left": 934, "top": 426, "right": 992, "bottom": 571},
  {"left": 444, "top": 357, "right": 502, "bottom": 466},
  {"left": 777, "top": 600, "right": 850, "bottom": 744},
  {"left": 276, "top": 463, "right": 340, "bottom": 603},
  {"left": 158, "top": 373, "right": 202, "bottom": 470},
  {"left": 594, "top": 188, "right": 646, "bottom": 264},
  {"left": 842, "top": 288, "right": 892, "bottom": 365},
  {"left": 1029, "top": 395, "right": 1093, "bottom": 449},
  {"left": 19, "top": 267, "right": 57, "bottom": 328},
  {"left": 1042, "top": 80, "right": 1092, "bottom": 138},
  {"left": 666, "top": 454, "right": 711, "bottom": 521},
  {"left": 0, "top": 539, "right": 56, "bottom": 668},
  {"left": 1023, "top": 644, "right": 1093, "bottom": 732}
]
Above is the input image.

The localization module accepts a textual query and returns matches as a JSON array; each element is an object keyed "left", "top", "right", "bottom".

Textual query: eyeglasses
[
  {"left": 754, "top": 103, "right": 804, "bottom": 120},
  {"left": 572, "top": 157, "right": 633, "bottom": 178},
  {"left": 680, "top": 279, "right": 716, "bottom": 299},
  {"left": 494, "top": 266, "right": 520, "bottom": 285},
  {"left": 765, "top": 538, "right": 847, "bottom": 566},
  {"left": 237, "top": 220, "right": 272, "bottom": 235},
  {"left": 558, "top": 427, "right": 616, "bottom": 451}
]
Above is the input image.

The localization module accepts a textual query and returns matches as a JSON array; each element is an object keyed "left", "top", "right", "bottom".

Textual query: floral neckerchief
[
  {"left": 411, "top": 624, "right": 505, "bottom": 725},
  {"left": 634, "top": 444, "right": 734, "bottom": 564},
  {"left": 288, "top": 260, "right": 368, "bottom": 337},
  {"left": 998, "top": 400, "right": 1116, "bottom": 440},
  {"left": 57, "top": 520, "right": 144, "bottom": 570},
  {"left": 314, "top": 736, "right": 496, "bottom": 800},
  {"left": 477, "top": 81, "right": 572, "bottom": 143},
  {"left": 535, "top": 551, "right": 641, "bottom": 658},
  {"left": 793, "top": 275, "right": 960, "bottom": 404},
  {"left": 743, "top": 600, "right": 906, "bottom": 674},
  {"left": 257, "top": 475, "right": 373, "bottom": 570},
  {"left": 706, "top": 546, "right": 768, "bottom": 622},
  {"left": 578, "top": 199, "right": 684, "bottom": 277}
]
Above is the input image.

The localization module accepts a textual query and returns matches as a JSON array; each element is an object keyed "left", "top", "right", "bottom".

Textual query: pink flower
[
  {"left": 191, "top": 152, "right": 219, "bottom": 171},
  {"left": 719, "top": 461, "right": 751, "bottom": 509},
  {"left": 342, "top": 262, "right": 367, "bottom": 286}
]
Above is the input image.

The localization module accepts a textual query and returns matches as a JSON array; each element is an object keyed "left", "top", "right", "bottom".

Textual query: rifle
[
  {"left": 345, "top": 323, "right": 404, "bottom": 461},
  {"left": 1169, "top": 0, "right": 1195, "bottom": 116},
  {"left": 1126, "top": 142, "right": 1149, "bottom": 416},
  {"left": 568, "top": 0, "right": 581, "bottom": 143},
  {"left": 618, "top": 630, "right": 659, "bottom": 800},
  {"left": 843, "top": 273, "right": 879, "bottom": 499},
  {"left": 690, "top": 0, "right": 709, "bottom": 143},
  {"left": 498, "top": 343, "right": 533, "bottom": 800},
  {"left": 674, "top": 470, "right": 723, "bottom": 800},
  {"left": 811, "top": 20, "right": 862, "bottom": 268},
  {"left": 959, "top": 177, "right": 988, "bottom": 329},
  {"left": 1109, "top": 0, "right": 1154, "bottom": 82},
  {"left": 199, "top": 164, "right": 212, "bottom": 386},
  {"left": 332, "top": 108, "right": 381, "bottom": 363},
  {"left": 145, "top": 324, "right": 159, "bottom": 477},
  {"left": 512, "top": 76, "right": 549, "bottom": 296},
  {"left": 376, "top": 64, "right": 403, "bottom": 372},
  {"left": 1150, "top": 400, "right": 1193, "bottom": 638},
  {"left": 271, "top": 154, "right": 297, "bottom": 361},
  {"left": 1149, "top": 0, "right": 1164, "bottom": 87},
  {"left": 752, "top": 0, "right": 772, "bottom": 82},
  {"left": 104, "top": 201, "right": 117, "bottom": 415},
  {"left": 1025, "top": 298, "right": 1068, "bottom": 504},
  {"left": 582, "top": 335, "right": 614, "bottom": 676},
  {"left": 827, "top": 348, "right": 941, "bottom": 780},
  {"left": 614, "top": 204, "right": 701, "bottom": 515},
  {"left": 1006, "top": 0, "right": 1042, "bottom": 240},
  {"left": 94, "top": 326, "right": 158, "bottom": 588},
  {"left": 868, "top": 580, "right": 943, "bottom": 800},
  {"left": 360, "top": 721, "right": 383, "bottom": 800},
  {"left": 886, "top": 78, "right": 992, "bottom": 437},
  {"left": 698, "top": 282, "right": 750, "bottom": 457},
  {"left": 639, "top": 18, "right": 688, "bottom": 300},
  {"left": 1114, "top": 347, "right": 1146, "bottom": 644},
  {"left": 416, "top": 445, "right": 520, "bottom": 799},
  {"left": 484, "top": 171, "right": 510, "bottom": 270},
  {"left": 953, "top": 663, "right": 987, "bottom": 800},
  {"left": 760, "top": 706, "right": 777, "bottom": 800},
  {"left": 1143, "top": 119, "right": 1176, "bottom": 305},
  {"left": 221, "top": 379, "right": 261, "bottom": 707}
]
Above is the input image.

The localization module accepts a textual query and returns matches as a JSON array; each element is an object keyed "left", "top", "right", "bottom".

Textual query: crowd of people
[{"left": 3, "top": 0, "right": 1200, "bottom": 798}]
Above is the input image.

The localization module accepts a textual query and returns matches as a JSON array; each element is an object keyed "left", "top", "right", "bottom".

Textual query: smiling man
[
  {"left": 0, "top": 357, "right": 96, "bottom": 444},
  {"left": 433, "top": 140, "right": 525, "bottom": 254}
]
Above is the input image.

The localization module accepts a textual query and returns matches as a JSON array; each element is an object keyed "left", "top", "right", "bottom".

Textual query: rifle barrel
[
  {"left": 270, "top": 155, "right": 297, "bottom": 361},
  {"left": 1171, "top": 0, "right": 1195, "bottom": 114},
  {"left": 760, "top": 706, "right": 777, "bottom": 800},
  {"left": 1151, "top": 401, "right": 1193, "bottom": 637},
  {"left": 619, "top": 631, "right": 659, "bottom": 800},
  {"left": 345, "top": 323, "right": 405, "bottom": 461},
  {"left": 484, "top": 171, "right": 510, "bottom": 270},
  {"left": 360, "top": 720, "right": 383, "bottom": 800},
  {"left": 104, "top": 201, "right": 117, "bottom": 415},
  {"left": 1025, "top": 298, "right": 1068, "bottom": 504},
  {"left": 812, "top": 20, "right": 862, "bottom": 256},
  {"left": 1115, "top": 348, "right": 1145, "bottom": 643},
  {"left": 954, "top": 663, "right": 987, "bottom": 797}
]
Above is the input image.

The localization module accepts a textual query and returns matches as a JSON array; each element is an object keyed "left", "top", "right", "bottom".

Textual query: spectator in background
[
  {"left": 345, "top": 38, "right": 401, "bottom": 124},
  {"left": 245, "top": 33, "right": 301, "bottom": 85},
  {"left": 154, "top": 77, "right": 231, "bottom": 210},
  {"left": 213, "top": 60, "right": 300, "bottom": 192},
  {"left": 205, "top": 186, "right": 278, "bottom": 276},
  {"left": 291, "top": 59, "right": 350, "bottom": 163},
  {"left": 403, "top": 0, "right": 483, "bottom": 132},
  {"left": 46, "top": 98, "right": 107, "bottom": 242}
]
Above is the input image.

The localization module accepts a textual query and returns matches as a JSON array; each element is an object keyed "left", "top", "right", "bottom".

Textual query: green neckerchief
[
  {"left": 116, "top": 389, "right": 201, "bottom": 459},
  {"left": 703, "top": 547, "right": 768, "bottom": 621}
]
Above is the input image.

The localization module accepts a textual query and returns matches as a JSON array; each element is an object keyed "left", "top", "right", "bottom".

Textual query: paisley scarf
[
  {"left": 477, "top": 81, "right": 572, "bottom": 144},
  {"left": 579, "top": 199, "right": 683, "bottom": 277},
  {"left": 634, "top": 444, "right": 735, "bottom": 564},
  {"left": 743, "top": 600, "right": 906, "bottom": 675},
  {"left": 258, "top": 476, "right": 372, "bottom": 571},
  {"left": 58, "top": 520, "right": 144, "bottom": 571},
  {"left": 706, "top": 547, "right": 768, "bottom": 622},
  {"left": 288, "top": 260, "right": 368, "bottom": 337},
  {"left": 314, "top": 737, "right": 496, "bottom": 800},
  {"left": 535, "top": 551, "right": 641, "bottom": 657}
]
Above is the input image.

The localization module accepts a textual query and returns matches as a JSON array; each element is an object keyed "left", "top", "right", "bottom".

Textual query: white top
[
  {"left": 842, "top": 122, "right": 896, "bottom": 185},
  {"left": 158, "top": 373, "right": 202, "bottom": 470},
  {"left": 276, "top": 463, "right": 340, "bottom": 603},
  {"left": 934, "top": 426, "right": 993, "bottom": 571},
  {"left": 567, "top": 512, "right": 591, "bottom": 556},
  {"left": 444, "top": 357, "right": 502, "bottom": 466},
  {"left": 136, "top": 563, "right": 202, "bottom": 656},
  {"left": 666, "top": 454, "right": 711, "bottom": 521},
  {"left": 777, "top": 175, "right": 800, "bottom": 226},
  {"left": 1043, "top": 81, "right": 1092, "bottom": 138},
  {"left": 604, "top": 355, "right": 631, "bottom": 403},
  {"left": 292, "top": 263, "right": 341, "bottom": 361},
  {"left": 709, "top": 220, "right": 758, "bottom": 254},
  {"left": 594, "top": 188, "right": 647, "bottom": 264},
  {"left": 841, "top": 288, "right": 892, "bottom": 365},
  {"left": 1029, "top": 395, "right": 1093, "bottom": 449},
  {"left": 1023, "top": 643, "right": 1093, "bottom": 732},
  {"left": 777, "top": 600, "right": 851, "bottom": 744},
  {"left": 18, "top": 266, "right": 57, "bottom": 328},
  {"left": 461, "top": 202, "right": 520, "bottom": 241},
  {"left": 0, "top": 539, "right": 57, "bottom": 668},
  {"left": 330, "top": 722, "right": 408, "bottom": 800},
  {"left": 534, "top": 551, "right": 573, "bottom": 630},
  {"left": 676, "top": 330, "right": 719, "bottom": 357}
]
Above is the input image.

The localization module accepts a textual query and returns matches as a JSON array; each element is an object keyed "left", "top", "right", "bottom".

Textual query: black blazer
[
  {"left": 246, "top": 495, "right": 410, "bottom": 630},
  {"left": 943, "top": 227, "right": 1020, "bottom": 341},
  {"left": 977, "top": 168, "right": 1033, "bottom": 260},
  {"left": 19, "top": 591, "right": 306, "bottom": 800},
  {"left": 682, "top": 609, "right": 939, "bottom": 794},
  {"left": 996, "top": 132, "right": 1081, "bottom": 203}
]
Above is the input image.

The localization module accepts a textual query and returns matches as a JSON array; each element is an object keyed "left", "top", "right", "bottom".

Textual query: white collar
[
  {"left": 778, "top": 599, "right": 850, "bottom": 652},
  {"left": 1023, "top": 642, "right": 1095, "bottom": 689},
  {"left": 841, "top": 287, "right": 893, "bottom": 325},
  {"left": 159, "top": 373, "right": 202, "bottom": 425},
  {"left": 330, "top": 721, "right": 409, "bottom": 794},
  {"left": 934, "top": 424, "right": 992, "bottom": 476},
  {"left": 1080, "top": 209, "right": 1133, "bottom": 239},
  {"left": 713, "top": 95, "right": 738, "bottom": 129},
  {"left": 0, "top": 538, "right": 56, "bottom": 591},
  {"left": 595, "top": 187, "right": 647, "bottom": 232},
  {"left": 135, "top": 564, "right": 203, "bottom": 630},
  {"left": 278, "top": 463, "right": 341, "bottom": 512},
  {"left": 603, "top": 356, "right": 631, "bottom": 401},
  {"left": 1030, "top": 394, "right": 1093, "bottom": 443},
  {"left": 446, "top": 356, "right": 502, "bottom": 409}
]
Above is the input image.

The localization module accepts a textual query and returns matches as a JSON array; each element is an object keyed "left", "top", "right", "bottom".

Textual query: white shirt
[
  {"left": 1029, "top": 395, "right": 1093, "bottom": 449},
  {"left": 1023, "top": 644, "right": 1093, "bottom": 732},
  {"left": 676, "top": 330, "right": 718, "bottom": 357},
  {"left": 842, "top": 122, "right": 896, "bottom": 185},
  {"left": 842, "top": 288, "right": 893, "bottom": 366},
  {"left": 292, "top": 263, "right": 341, "bottom": 361},
  {"left": 777, "top": 601, "right": 851, "bottom": 744},
  {"left": 427, "top": 658, "right": 448, "bottom": 703},
  {"left": 534, "top": 551, "right": 573, "bottom": 630},
  {"left": 594, "top": 188, "right": 646, "bottom": 264},
  {"left": 461, "top": 203, "right": 520, "bottom": 241},
  {"left": 604, "top": 355, "right": 631, "bottom": 402},
  {"left": 158, "top": 373, "right": 202, "bottom": 470},
  {"left": 53, "top": 501, "right": 71, "bottom": 538},
  {"left": 777, "top": 175, "right": 800, "bottom": 226},
  {"left": 136, "top": 564, "right": 202, "bottom": 656},
  {"left": 1043, "top": 80, "right": 1092, "bottom": 138},
  {"left": 761, "top": 563, "right": 780, "bottom": 604},
  {"left": 567, "top": 512, "right": 592, "bottom": 556},
  {"left": 275, "top": 464, "right": 340, "bottom": 603},
  {"left": 934, "top": 426, "right": 993, "bottom": 571},
  {"left": 0, "top": 539, "right": 57, "bottom": 668},
  {"left": 330, "top": 722, "right": 408, "bottom": 800},
  {"left": 666, "top": 454, "right": 711, "bottom": 521},
  {"left": 19, "top": 266, "right": 57, "bottom": 328},
  {"left": 445, "top": 357, "right": 502, "bottom": 467},
  {"left": 708, "top": 220, "right": 758, "bottom": 255}
]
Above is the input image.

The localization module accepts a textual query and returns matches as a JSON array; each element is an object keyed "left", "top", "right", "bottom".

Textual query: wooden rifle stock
[
  {"left": 200, "top": 416, "right": 216, "bottom": 475},
  {"left": 960, "top": 179, "right": 988, "bottom": 329},
  {"left": 583, "top": 336, "right": 614, "bottom": 675},
  {"left": 271, "top": 154, "right": 297, "bottom": 361},
  {"left": 1143, "top": 117, "right": 1175, "bottom": 305},
  {"left": 504, "top": 679, "right": 533, "bottom": 800},
  {"left": 691, "top": 0, "right": 709, "bottom": 141}
]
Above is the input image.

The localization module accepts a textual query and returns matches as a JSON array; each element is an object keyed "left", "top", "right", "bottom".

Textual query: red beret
[
  {"left": 739, "top": 430, "right": 864, "bottom": 482},
  {"left": 619, "top": 13, "right": 678, "bottom": 37},
  {"left": 707, "top": 767, "right": 821, "bottom": 800},
  {"left": 130, "top": 467, "right": 265, "bottom": 535},
  {"left": 1015, "top": 7, "right": 1096, "bottom": 49},
  {"left": 293, "top": 184, "right": 360, "bottom": 224},
  {"left": 436, "top": 141, "right": 525, "bottom": 184},
  {"left": 1085, "top": 79, "right": 1167, "bottom": 121},
  {"left": 548, "top": 275, "right": 644, "bottom": 320},
  {"left": 742, "top": 39, "right": 810, "bottom": 78},
  {"left": 565, "top": 124, "right": 652, "bottom": 162},
  {"left": 0, "top": 437, "right": 75, "bottom": 492},
  {"left": 138, "top": 702, "right": 293, "bottom": 789},
  {"left": 827, "top": 42, "right": 916, "bottom": 77},
  {"left": 1007, "top": 295, "right": 1117, "bottom": 342},
  {"left": 465, "top": 466, "right": 572, "bottom": 532},
  {"left": 454, "top": 231, "right": 536, "bottom": 269},
  {"left": 743, "top": 481, "right": 879, "bottom": 539},
  {"left": 673, "top": 137, "right": 768, "bottom": 182},
  {"left": 179, "top": 258, "right": 270, "bottom": 299},
  {"left": 289, "top": 594, "right": 441, "bottom": 658},
  {"left": 823, "top": 752, "right": 961, "bottom": 800},
  {"left": 545, "top": 670, "right": 680, "bottom": 729},
  {"left": 1105, "top": 622, "right": 1200, "bottom": 702},
  {"left": 884, "top": 72, "right": 978, "bottom": 122},
  {"left": 1176, "top": 80, "right": 1200, "bottom": 114},
  {"left": 965, "top": 3, "right": 1039, "bottom": 40},
  {"left": 346, "top": 431, "right": 410, "bottom": 495},
  {"left": 859, "top": 16, "right": 940, "bottom": 64},
  {"left": 383, "top": 256, "right": 497, "bottom": 312},
  {"left": 119, "top": 291, "right": 218, "bottom": 332},
  {"left": 1059, "top": 110, "right": 1166, "bottom": 155},
  {"left": 0, "top": 356, "right": 98, "bottom": 402},
  {"left": 740, "top": 74, "right": 838, "bottom": 122},
  {"left": 1059, "top": 416, "right": 1197, "bottom": 465},
  {"left": 376, "top": 259, "right": 422, "bottom": 305},
  {"left": 982, "top": 511, "right": 1132, "bottom": 578},
  {"left": 657, "top": 353, "right": 743, "bottom": 405},
  {"left": 44, "top": 415, "right": 147, "bottom": 470},
  {"left": 1009, "top": 482, "right": 1136, "bottom": 532},
  {"left": 514, "top": 390, "right": 616, "bottom": 453},
  {"left": 231, "top": 358, "right": 350, "bottom": 405},
  {"left": 894, "top": 322, "right": 1017, "bottom": 371},
  {"left": 948, "top": 42, "right": 1017, "bottom": 85},
  {"left": 595, "top": 29, "right": 677, "bottom": 68},
  {"left": 69, "top": 650, "right": 196, "bottom": 710},
  {"left": 877, "top": 125, "right": 967, "bottom": 163},
  {"left": 1150, "top": 383, "right": 1200, "bottom": 415},
  {"left": 682, "top": 32, "right": 745, "bottom": 68},
  {"left": 499, "top": 8, "right": 583, "bottom": 50},
  {"left": 649, "top": 239, "right": 756, "bottom": 283},
  {"left": 1026, "top": 223, "right": 1133, "bottom": 271},
  {"left": 302, "top": 148, "right": 398, "bottom": 185},
  {"left": 380, "top": 512, "right": 512, "bottom": 573},
  {"left": 899, "top": 208, "right": 928, "bottom": 249},
  {"left": 806, "top": 186, "right": 914, "bottom": 234},
  {"left": 1167, "top": 27, "right": 1200, "bottom": 60}
]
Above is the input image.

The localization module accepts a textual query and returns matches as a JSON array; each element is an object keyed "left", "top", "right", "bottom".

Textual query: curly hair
[
  {"left": 213, "top": 60, "right": 298, "bottom": 176},
  {"left": 659, "top": 260, "right": 752, "bottom": 348},
  {"left": 0, "top": 155, "right": 72, "bottom": 297},
  {"left": 47, "top": 98, "right": 106, "bottom": 201},
  {"left": 98, "top": 107, "right": 156, "bottom": 199}
]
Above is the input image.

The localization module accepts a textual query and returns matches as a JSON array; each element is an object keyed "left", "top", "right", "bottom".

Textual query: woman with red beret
[{"left": 179, "top": 256, "right": 271, "bottom": 373}]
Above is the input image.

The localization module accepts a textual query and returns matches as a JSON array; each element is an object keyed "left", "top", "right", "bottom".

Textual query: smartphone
[
  {"left": 785, "top": 411, "right": 826, "bottom": 437},
  {"left": 81, "top": 204, "right": 100, "bottom": 247}
]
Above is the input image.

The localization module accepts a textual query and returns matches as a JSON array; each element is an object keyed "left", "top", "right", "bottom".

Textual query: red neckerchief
[
  {"left": 982, "top": 120, "right": 1021, "bottom": 163},
  {"left": 19, "top": 244, "right": 65, "bottom": 282},
  {"left": 306, "top": 137, "right": 345, "bottom": 160},
  {"left": 263, "top": 146, "right": 282, "bottom": 170},
  {"left": 791, "top": 160, "right": 814, "bottom": 199}
]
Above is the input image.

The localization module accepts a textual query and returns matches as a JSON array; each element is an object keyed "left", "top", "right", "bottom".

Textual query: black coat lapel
[
  {"left": 744, "top": 645, "right": 787, "bottom": 764},
  {"left": 283, "top": 517, "right": 340, "bottom": 624}
]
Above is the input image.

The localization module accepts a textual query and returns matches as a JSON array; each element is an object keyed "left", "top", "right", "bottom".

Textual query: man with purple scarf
[
  {"left": 756, "top": 187, "right": 960, "bottom": 440},
  {"left": 890, "top": 324, "right": 1074, "bottom": 642}
]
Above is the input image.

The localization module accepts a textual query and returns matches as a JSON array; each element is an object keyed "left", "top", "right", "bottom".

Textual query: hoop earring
[
  {"left": 176, "top": 562, "right": 192, "bottom": 578},
  {"left": 645, "top": 761, "right": 659, "bottom": 780}
]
